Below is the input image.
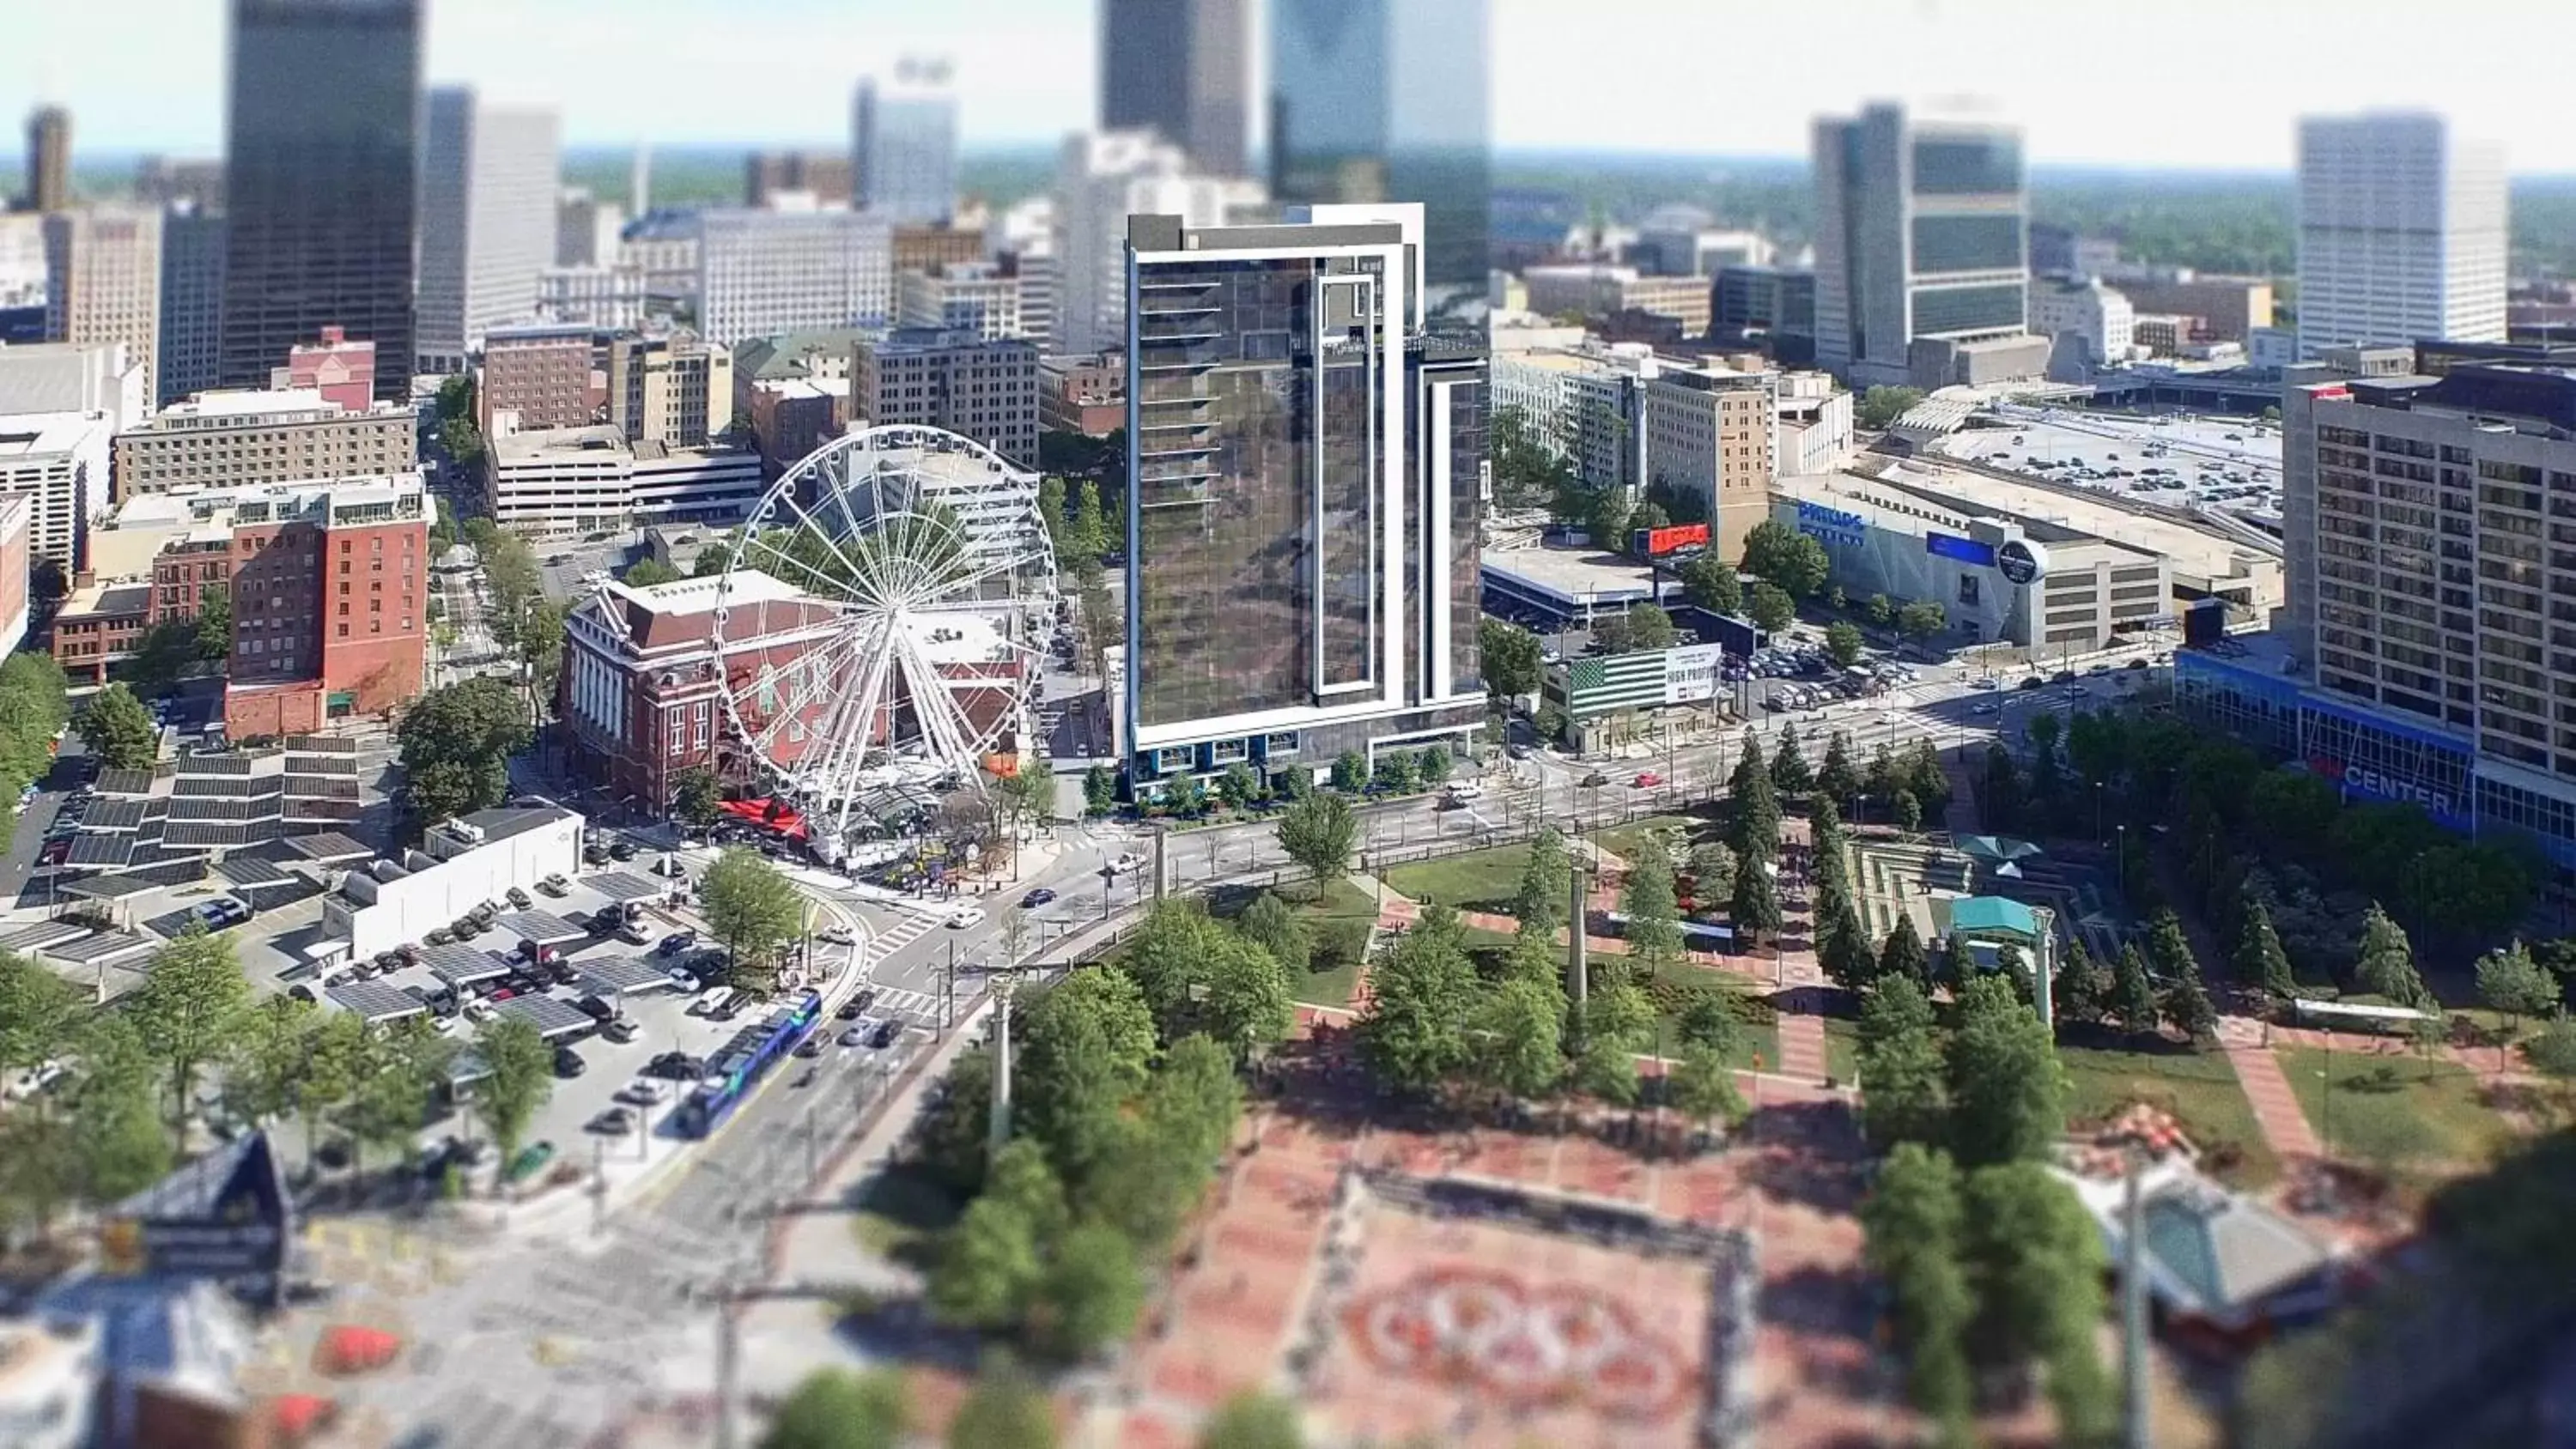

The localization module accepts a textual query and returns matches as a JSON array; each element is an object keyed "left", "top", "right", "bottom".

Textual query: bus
[
  {"left": 675, "top": 988, "right": 824, "bottom": 1137},
  {"left": 1602, "top": 911, "right": 1737, "bottom": 954}
]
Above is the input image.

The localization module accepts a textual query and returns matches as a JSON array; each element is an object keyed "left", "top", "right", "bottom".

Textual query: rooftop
[
  {"left": 60, "top": 579, "right": 153, "bottom": 617},
  {"left": 0, "top": 409, "right": 108, "bottom": 457},
  {"left": 142, "top": 387, "right": 392, "bottom": 422},
  {"left": 493, "top": 424, "right": 630, "bottom": 463},
  {"left": 1479, "top": 543, "right": 1674, "bottom": 609},
  {"left": 608, "top": 567, "right": 805, "bottom": 616},
  {"left": 1948, "top": 895, "right": 2042, "bottom": 939}
]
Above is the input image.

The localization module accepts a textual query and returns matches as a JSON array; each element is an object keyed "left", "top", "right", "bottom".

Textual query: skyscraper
[
  {"left": 157, "top": 202, "right": 226, "bottom": 406},
  {"left": 218, "top": 0, "right": 421, "bottom": 402},
  {"left": 2296, "top": 112, "right": 2506, "bottom": 356},
  {"left": 416, "top": 88, "right": 560, "bottom": 373},
  {"left": 1053, "top": 130, "right": 1263, "bottom": 356},
  {"left": 1810, "top": 101, "right": 2030, "bottom": 389},
  {"left": 44, "top": 209, "right": 162, "bottom": 404},
  {"left": 1099, "top": 0, "right": 1249, "bottom": 178},
  {"left": 1121, "top": 204, "right": 1485, "bottom": 794},
  {"left": 851, "top": 59, "right": 958, "bottom": 226},
  {"left": 1268, "top": 0, "right": 1490, "bottom": 313},
  {"left": 23, "top": 107, "right": 70, "bottom": 213}
]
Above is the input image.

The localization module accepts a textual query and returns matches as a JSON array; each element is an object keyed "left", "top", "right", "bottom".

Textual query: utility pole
[
  {"left": 1567, "top": 863, "right": 1590, "bottom": 1014},
  {"left": 940, "top": 940, "right": 955, "bottom": 1033},
  {"left": 1153, "top": 827, "right": 1168, "bottom": 900},
  {"left": 2121, "top": 1149, "right": 2152, "bottom": 1449},
  {"left": 987, "top": 977, "right": 1016, "bottom": 1154}
]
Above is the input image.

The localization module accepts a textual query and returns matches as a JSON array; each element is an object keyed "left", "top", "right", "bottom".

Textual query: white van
[{"left": 689, "top": 985, "right": 736, "bottom": 1017}]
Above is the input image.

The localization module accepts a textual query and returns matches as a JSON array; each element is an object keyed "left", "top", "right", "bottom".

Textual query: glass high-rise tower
[
  {"left": 1121, "top": 206, "right": 1485, "bottom": 795},
  {"left": 1099, "top": 0, "right": 1249, "bottom": 179},
  {"left": 1268, "top": 0, "right": 1491, "bottom": 317},
  {"left": 219, "top": 0, "right": 421, "bottom": 402}
]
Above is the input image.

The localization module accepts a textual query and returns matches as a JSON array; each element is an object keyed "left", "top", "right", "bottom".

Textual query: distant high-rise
[
  {"left": 44, "top": 209, "right": 162, "bottom": 404},
  {"left": 220, "top": 0, "right": 421, "bottom": 402},
  {"left": 1053, "top": 130, "right": 1264, "bottom": 357},
  {"left": 1810, "top": 101, "right": 2029, "bottom": 389},
  {"left": 1268, "top": 0, "right": 1490, "bottom": 313},
  {"left": 24, "top": 107, "right": 71, "bottom": 213},
  {"left": 157, "top": 202, "right": 226, "bottom": 406},
  {"left": 688, "top": 209, "right": 893, "bottom": 347},
  {"left": 2296, "top": 112, "right": 2506, "bottom": 356},
  {"left": 1100, "top": 0, "right": 1249, "bottom": 178},
  {"left": 852, "top": 59, "right": 958, "bottom": 226},
  {"left": 416, "top": 88, "right": 560, "bottom": 373}
]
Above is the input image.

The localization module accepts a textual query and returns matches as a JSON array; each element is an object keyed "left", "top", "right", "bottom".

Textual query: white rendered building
[
  {"left": 2030, "top": 276, "right": 2137, "bottom": 365},
  {"left": 416, "top": 89, "right": 561, "bottom": 373},
  {"left": 852, "top": 58, "right": 959, "bottom": 225},
  {"left": 689, "top": 209, "right": 893, "bottom": 348},
  {"left": 1054, "top": 130, "right": 1264, "bottom": 356},
  {"left": 2296, "top": 112, "right": 2506, "bottom": 355}
]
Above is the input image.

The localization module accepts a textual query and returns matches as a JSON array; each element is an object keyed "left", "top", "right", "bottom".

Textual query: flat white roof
[
  {"left": 0, "top": 410, "right": 107, "bottom": 456},
  {"left": 1822, "top": 458, "right": 2275, "bottom": 584},
  {"left": 610, "top": 567, "right": 805, "bottom": 615},
  {"left": 1479, "top": 544, "right": 1672, "bottom": 607},
  {"left": 904, "top": 609, "right": 1012, "bottom": 665},
  {"left": 155, "top": 387, "right": 339, "bottom": 418}
]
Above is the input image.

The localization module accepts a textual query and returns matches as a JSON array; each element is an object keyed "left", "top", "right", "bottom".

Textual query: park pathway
[{"left": 2215, "top": 1017, "right": 2322, "bottom": 1160}]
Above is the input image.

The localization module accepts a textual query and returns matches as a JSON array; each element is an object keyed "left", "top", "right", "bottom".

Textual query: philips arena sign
[{"left": 1996, "top": 538, "right": 2048, "bottom": 586}]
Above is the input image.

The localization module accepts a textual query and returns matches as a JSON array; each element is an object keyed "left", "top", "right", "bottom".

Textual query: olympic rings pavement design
[{"left": 1338, "top": 1265, "right": 1695, "bottom": 1423}]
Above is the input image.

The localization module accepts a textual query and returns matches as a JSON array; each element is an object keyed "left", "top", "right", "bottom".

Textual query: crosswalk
[
  {"left": 865, "top": 985, "right": 940, "bottom": 1022},
  {"left": 860, "top": 911, "right": 938, "bottom": 969}
]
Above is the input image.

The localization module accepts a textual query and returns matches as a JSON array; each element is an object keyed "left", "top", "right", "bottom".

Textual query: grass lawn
[
  {"left": 1384, "top": 840, "right": 1534, "bottom": 914},
  {"left": 1217, "top": 875, "right": 1383, "bottom": 1009},
  {"left": 2058, "top": 1041, "right": 2281, "bottom": 1187},
  {"left": 1589, "top": 813, "right": 1708, "bottom": 866},
  {"left": 1639, "top": 961, "right": 1780, "bottom": 1074},
  {"left": 2276, "top": 1046, "right": 2514, "bottom": 1173},
  {"left": 1822, "top": 1016, "right": 1862, "bottom": 1084}
]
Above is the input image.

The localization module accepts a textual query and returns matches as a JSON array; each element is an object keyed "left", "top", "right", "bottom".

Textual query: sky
[{"left": 9, "top": 0, "right": 2576, "bottom": 171}]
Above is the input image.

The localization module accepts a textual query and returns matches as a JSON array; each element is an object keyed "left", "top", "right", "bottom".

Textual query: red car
[
  {"left": 490, "top": 986, "right": 518, "bottom": 1002},
  {"left": 1632, "top": 772, "right": 1662, "bottom": 788}
]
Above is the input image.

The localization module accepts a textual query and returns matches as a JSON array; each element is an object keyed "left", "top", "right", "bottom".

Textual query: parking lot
[{"left": 1932, "top": 405, "right": 2286, "bottom": 521}]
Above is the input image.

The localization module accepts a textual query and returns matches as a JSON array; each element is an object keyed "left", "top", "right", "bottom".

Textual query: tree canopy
[
  {"left": 396, "top": 676, "right": 531, "bottom": 824},
  {"left": 76, "top": 683, "right": 158, "bottom": 770}
]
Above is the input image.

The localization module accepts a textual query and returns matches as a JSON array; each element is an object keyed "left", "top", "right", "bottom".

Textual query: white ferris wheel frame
[{"left": 708, "top": 424, "right": 1058, "bottom": 850}]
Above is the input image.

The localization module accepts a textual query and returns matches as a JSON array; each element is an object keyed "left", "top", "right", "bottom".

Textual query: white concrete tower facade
[{"left": 2297, "top": 112, "right": 2506, "bottom": 356}]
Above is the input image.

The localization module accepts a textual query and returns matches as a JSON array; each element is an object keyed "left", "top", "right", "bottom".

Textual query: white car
[
  {"left": 616, "top": 1078, "right": 672, "bottom": 1106},
  {"left": 5, "top": 1059, "right": 67, "bottom": 1102},
  {"left": 663, "top": 966, "right": 696, "bottom": 989},
  {"left": 817, "top": 925, "right": 857, "bottom": 947},
  {"left": 945, "top": 905, "right": 986, "bottom": 930},
  {"left": 1109, "top": 852, "right": 1140, "bottom": 874},
  {"left": 461, "top": 999, "right": 495, "bottom": 1024}
]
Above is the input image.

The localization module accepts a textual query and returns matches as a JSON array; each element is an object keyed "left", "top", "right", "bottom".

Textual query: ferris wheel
[{"left": 709, "top": 425, "right": 1057, "bottom": 855}]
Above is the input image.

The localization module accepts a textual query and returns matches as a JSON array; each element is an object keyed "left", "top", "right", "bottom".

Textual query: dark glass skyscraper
[
  {"left": 1099, "top": 0, "right": 1249, "bottom": 178},
  {"left": 1269, "top": 0, "right": 1490, "bottom": 312},
  {"left": 219, "top": 0, "right": 421, "bottom": 401}
]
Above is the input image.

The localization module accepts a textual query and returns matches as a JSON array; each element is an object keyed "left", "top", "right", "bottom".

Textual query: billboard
[
  {"left": 1996, "top": 538, "right": 2049, "bottom": 585},
  {"left": 1631, "top": 521, "right": 1710, "bottom": 559},
  {"left": 100, "top": 1131, "right": 294, "bottom": 1288},
  {"left": 1795, "top": 500, "right": 1867, "bottom": 546},
  {"left": 1925, "top": 531, "right": 1996, "bottom": 567},
  {"left": 1562, "top": 642, "right": 1723, "bottom": 717}
]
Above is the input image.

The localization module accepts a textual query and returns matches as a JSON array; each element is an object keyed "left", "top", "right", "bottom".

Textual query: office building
[
  {"left": 0, "top": 410, "right": 109, "bottom": 568},
  {"left": 1713, "top": 264, "right": 1819, "bottom": 363},
  {"left": 134, "top": 155, "right": 226, "bottom": 211},
  {"left": 479, "top": 324, "right": 596, "bottom": 433},
  {"left": 1268, "top": 0, "right": 1489, "bottom": 314},
  {"left": 1521, "top": 264, "right": 1711, "bottom": 336},
  {"left": 1100, "top": 0, "right": 1250, "bottom": 177},
  {"left": 891, "top": 224, "right": 986, "bottom": 276},
  {"left": 851, "top": 58, "right": 958, "bottom": 225},
  {"left": 536, "top": 264, "right": 645, "bottom": 330},
  {"left": 1632, "top": 208, "right": 1775, "bottom": 279},
  {"left": 219, "top": 0, "right": 422, "bottom": 401},
  {"left": 1040, "top": 352, "right": 1124, "bottom": 436},
  {"left": 43, "top": 209, "right": 162, "bottom": 403},
  {"left": 853, "top": 328, "right": 1038, "bottom": 467},
  {"left": 0, "top": 215, "right": 45, "bottom": 323},
  {"left": 270, "top": 324, "right": 376, "bottom": 411},
  {"left": 1811, "top": 101, "right": 2031, "bottom": 389},
  {"left": 896, "top": 263, "right": 1025, "bottom": 340},
  {"left": 156, "top": 202, "right": 226, "bottom": 406},
  {"left": 1490, "top": 342, "right": 1652, "bottom": 490},
  {"left": 24, "top": 106, "right": 71, "bottom": 213},
  {"left": 732, "top": 328, "right": 870, "bottom": 397},
  {"left": 2111, "top": 276, "right": 2273, "bottom": 344},
  {"left": 744, "top": 151, "right": 854, "bottom": 209},
  {"left": 607, "top": 333, "right": 732, "bottom": 448},
  {"left": 2296, "top": 112, "right": 2506, "bottom": 356},
  {"left": 689, "top": 209, "right": 891, "bottom": 347},
  {"left": 2030, "top": 276, "right": 2136, "bottom": 366},
  {"left": 486, "top": 426, "right": 760, "bottom": 537},
  {"left": 555, "top": 186, "right": 625, "bottom": 268},
  {"left": 416, "top": 88, "right": 560, "bottom": 373},
  {"left": 744, "top": 376, "right": 849, "bottom": 480},
  {"left": 999, "top": 252, "right": 1059, "bottom": 355},
  {"left": 0, "top": 339, "right": 146, "bottom": 426},
  {"left": 1643, "top": 363, "right": 1774, "bottom": 561},
  {"left": 1774, "top": 372, "right": 1855, "bottom": 478},
  {"left": 1122, "top": 206, "right": 1485, "bottom": 792},
  {"left": 1054, "top": 130, "right": 1264, "bottom": 356},
  {"left": 112, "top": 387, "right": 416, "bottom": 500}
]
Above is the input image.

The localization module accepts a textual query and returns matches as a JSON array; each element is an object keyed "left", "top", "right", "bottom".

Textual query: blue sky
[{"left": 10, "top": 0, "right": 2576, "bottom": 171}]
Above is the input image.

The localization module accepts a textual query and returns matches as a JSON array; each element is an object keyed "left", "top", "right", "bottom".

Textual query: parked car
[
  {"left": 506, "top": 887, "right": 533, "bottom": 910},
  {"left": 586, "top": 1107, "right": 634, "bottom": 1137},
  {"left": 610, "top": 840, "right": 637, "bottom": 861},
  {"left": 657, "top": 931, "right": 697, "bottom": 957},
  {"left": 645, "top": 1052, "right": 704, "bottom": 1081},
  {"left": 617, "top": 1078, "right": 673, "bottom": 1106},
  {"left": 552, "top": 1047, "right": 586, "bottom": 1079},
  {"left": 575, "top": 994, "right": 617, "bottom": 1022},
  {"left": 1016, "top": 888, "right": 1055, "bottom": 910},
  {"left": 599, "top": 1018, "right": 641, "bottom": 1046},
  {"left": 538, "top": 873, "right": 571, "bottom": 897},
  {"left": 837, "top": 1026, "right": 871, "bottom": 1048},
  {"left": 837, "top": 989, "right": 878, "bottom": 1021},
  {"left": 616, "top": 920, "right": 655, "bottom": 947},
  {"left": 503, "top": 1142, "right": 556, "bottom": 1185}
]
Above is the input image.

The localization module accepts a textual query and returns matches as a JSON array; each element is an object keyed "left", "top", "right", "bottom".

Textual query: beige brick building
[{"left": 112, "top": 388, "right": 416, "bottom": 501}]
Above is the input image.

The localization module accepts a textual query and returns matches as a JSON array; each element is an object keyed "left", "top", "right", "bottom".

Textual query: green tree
[
  {"left": 1741, "top": 518, "right": 1832, "bottom": 599},
  {"left": 1944, "top": 974, "right": 2066, "bottom": 1168},
  {"left": 1571, "top": 982, "right": 1654, "bottom": 1107},
  {"left": 623, "top": 558, "right": 683, "bottom": 587},
  {"left": 1031, "top": 1221, "right": 1145, "bottom": 1361},
  {"left": 1328, "top": 749, "right": 1368, "bottom": 793},
  {"left": 76, "top": 682, "right": 158, "bottom": 770},
  {"left": 2354, "top": 903, "right": 2431, "bottom": 1009},
  {"left": 2525, "top": 1016, "right": 2576, "bottom": 1080},
  {"left": 191, "top": 586, "right": 232, "bottom": 661},
  {"left": 1369, "top": 751, "right": 1417, "bottom": 797},
  {"left": 1728, "top": 853, "right": 1781, "bottom": 944},
  {"left": 1082, "top": 765, "right": 1117, "bottom": 817},
  {"left": 1934, "top": 931, "right": 1976, "bottom": 990},
  {"left": 1865, "top": 592, "right": 1894, "bottom": 627},
  {"left": 2476, "top": 940, "right": 2560, "bottom": 1035},
  {"left": 2231, "top": 896, "right": 2298, "bottom": 1005},
  {"left": 470, "top": 1015, "right": 556, "bottom": 1174},
  {"left": 291, "top": 1013, "right": 366, "bottom": 1173},
  {"left": 760, "top": 1369, "right": 910, "bottom": 1449},
  {"left": 397, "top": 676, "right": 532, "bottom": 823},
  {"left": 1623, "top": 603, "right": 1679, "bottom": 652},
  {"left": 930, "top": 1139, "right": 1059, "bottom": 1328},
  {"left": 1858, "top": 977, "right": 1947, "bottom": 1146},
  {"left": 1746, "top": 580, "right": 1796, "bottom": 634},
  {"left": 343, "top": 1020, "right": 453, "bottom": 1171},
  {"left": 1676, "top": 555, "right": 1743, "bottom": 615},
  {"left": 702, "top": 847, "right": 807, "bottom": 984},
  {"left": 2109, "top": 943, "right": 2161, "bottom": 1039},
  {"left": 1896, "top": 599, "right": 1947, "bottom": 642},
  {"left": 1194, "top": 1393, "right": 1305, "bottom": 1449},
  {"left": 223, "top": 995, "right": 318, "bottom": 1130},
  {"left": 947, "top": 1353, "right": 1057, "bottom": 1449},
  {"left": 1015, "top": 968, "right": 1158, "bottom": 1191},
  {"left": 1960, "top": 1163, "right": 2117, "bottom": 1445},
  {"left": 2143, "top": 907, "right": 2201, "bottom": 987},
  {"left": 1415, "top": 747, "right": 1451, "bottom": 787},
  {"left": 2161, "top": 973, "right": 2219, "bottom": 1041},
  {"left": 1818, "top": 891, "right": 1877, "bottom": 994},
  {"left": 1276, "top": 789, "right": 1358, "bottom": 895},
  {"left": 65, "top": 1016, "right": 171, "bottom": 1203},
  {"left": 1473, "top": 975, "right": 1567, "bottom": 1105},
  {"left": 1618, "top": 835, "right": 1685, "bottom": 976},
  {"left": 1862, "top": 1143, "right": 1977, "bottom": 1437},
  {"left": 1816, "top": 731, "right": 1860, "bottom": 809},
  {"left": 1357, "top": 907, "right": 1479, "bottom": 1095},
  {"left": 1769, "top": 724, "right": 1814, "bottom": 796},
  {"left": 671, "top": 766, "right": 724, "bottom": 834},
  {"left": 1878, "top": 912, "right": 1930, "bottom": 990},
  {"left": 2051, "top": 940, "right": 2105, "bottom": 1027},
  {"left": 1119, "top": 900, "right": 1292, "bottom": 1060},
  {"left": 1856, "top": 385, "right": 1927, "bottom": 430},
  {"left": 1514, "top": 828, "right": 1571, "bottom": 939},
  {"left": 1893, "top": 789, "right": 1923, "bottom": 835},
  {"left": 1237, "top": 893, "right": 1309, "bottom": 977},
  {"left": 1478, "top": 618, "right": 1545, "bottom": 696},
  {"left": 1668, "top": 1041, "right": 1745, "bottom": 1143},
  {"left": 0, "top": 950, "right": 84, "bottom": 1082},
  {"left": 1823, "top": 620, "right": 1863, "bottom": 666},
  {"left": 1161, "top": 771, "right": 1208, "bottom": 818},
  {"left": 1687, "top": 841, "right": 1736, "bottom": 911},
  {"left": 127, "top": 926, "right": 252, "bottom": 1132}
]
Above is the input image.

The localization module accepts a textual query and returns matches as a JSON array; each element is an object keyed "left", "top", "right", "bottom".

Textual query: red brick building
[
  {"left": 480, "top": 324, "right": 598, "bottom": 433},
  {"left": 272, "top": 324, "right": 378, "bottom": 413}
]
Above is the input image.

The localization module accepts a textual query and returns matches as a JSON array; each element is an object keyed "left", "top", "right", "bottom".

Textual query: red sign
[{"left": 1632, "top": 522, "right": 1710, "bottom": 558}]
